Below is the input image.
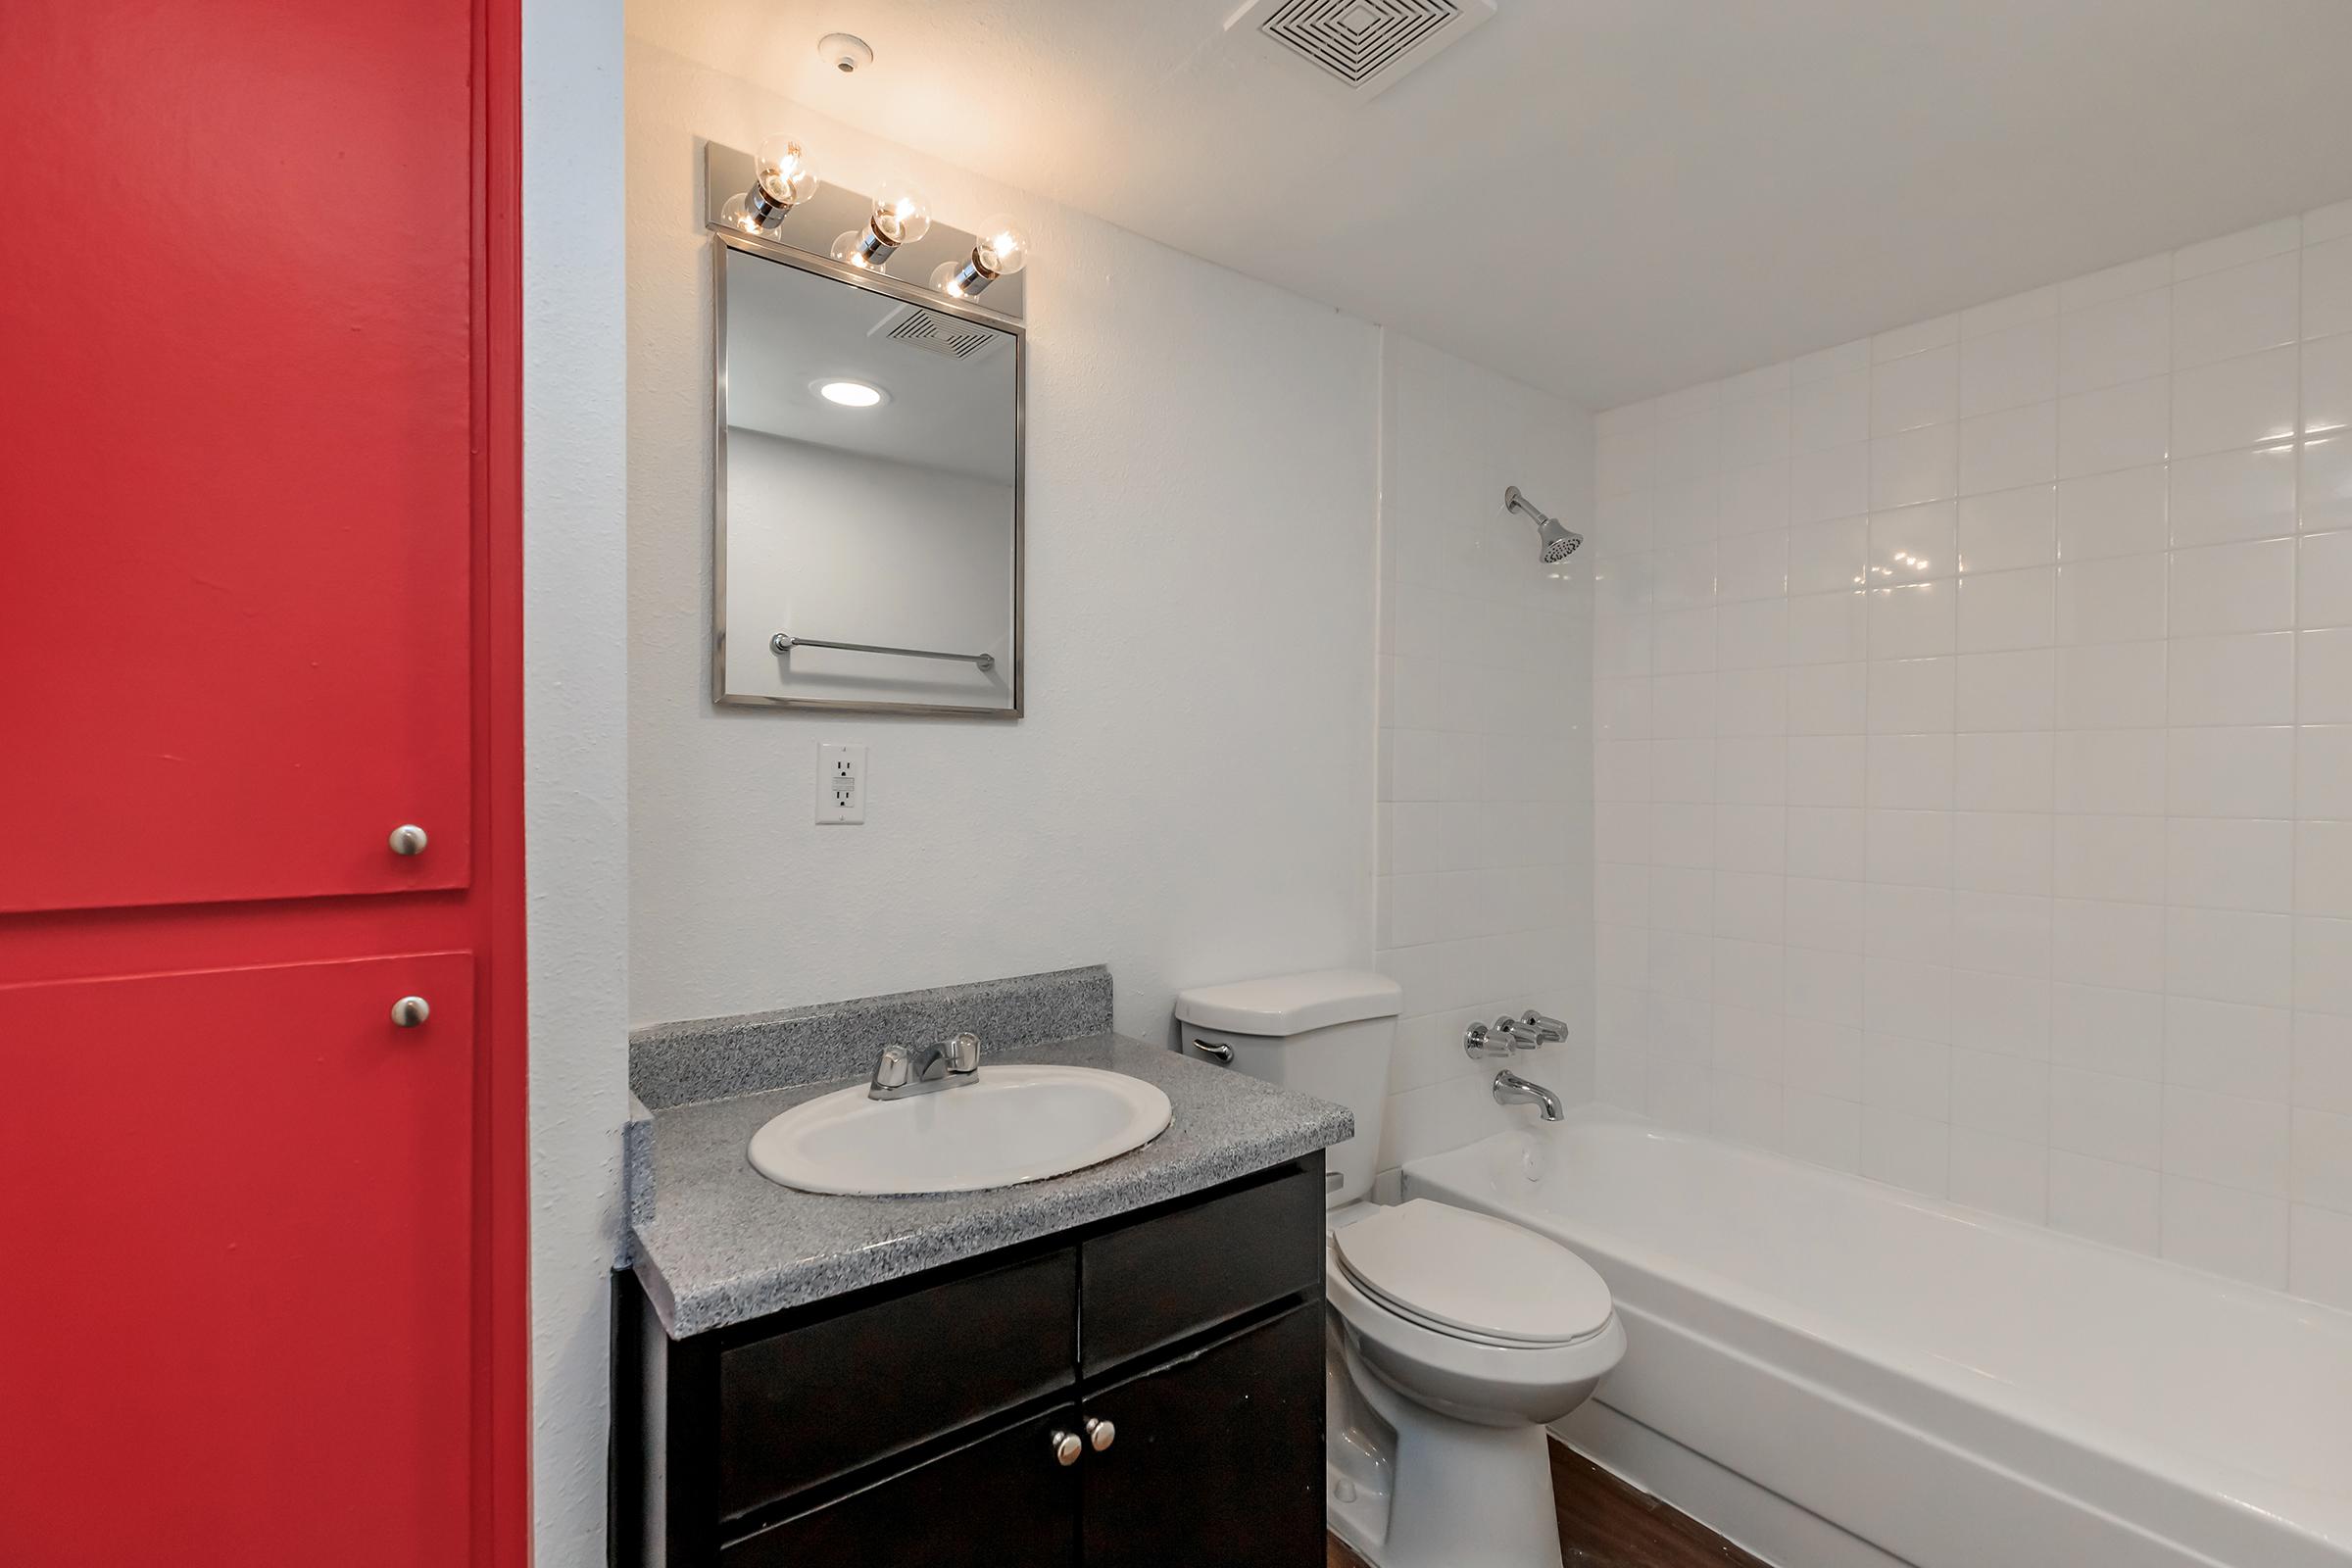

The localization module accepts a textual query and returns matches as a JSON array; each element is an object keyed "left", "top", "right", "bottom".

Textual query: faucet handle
[
  {"left": 943, "top": 1031, "right": 980, "bottom": 1074},
  {"left": 1463, "top": 1021, "right": 1514, "bottom": 1060},
  {"left": 1492, "top": 1014, "right": 1545, "bottom": 1049},
  {"left": 1517, "top": 1010, "right": 1569, "bottom": 1044},
  {"left": 869, "top": 1043, "right": 914, "bottom": 1094}
]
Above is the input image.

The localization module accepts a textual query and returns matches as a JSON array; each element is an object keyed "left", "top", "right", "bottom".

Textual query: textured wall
[
  {"left": 1374, "top": 330, "right": 1597, "bottom": 1171},
  {"left": 524, "top": 0, "right": 630, "bottom": 1560},
  {"left": 627, "top": 40, "right": 1380, "bottom": 1039},
  {"left": 1592, "top": 199, "right": 2352, "bottom": 1307}
]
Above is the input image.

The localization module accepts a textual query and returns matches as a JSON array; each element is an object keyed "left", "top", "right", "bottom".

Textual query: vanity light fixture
[
  {"left": 720, "top": 134, "right": 820, "bottom": 234},
  {"left": 831, "top": 181, "right": 932, "bottom": 270},
  {"left": 930, "top": 215, "right": 1032, "bottom": 299},
  {"left": 815, "top": 378, "right": 886, "bottom": 408}
]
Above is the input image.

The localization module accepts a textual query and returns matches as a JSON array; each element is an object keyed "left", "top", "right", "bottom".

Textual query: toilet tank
[{"left": 1172, "top": 970, "right": 1401, "bottom": 1206}]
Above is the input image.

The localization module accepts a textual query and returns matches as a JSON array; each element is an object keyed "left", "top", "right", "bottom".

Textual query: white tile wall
[
  {"left": 1592, "top": 199, "right": 2352, "bottom": 1309},
  {"left": 1376, "top": 330, "right": 1596, "bottom": 1173}
]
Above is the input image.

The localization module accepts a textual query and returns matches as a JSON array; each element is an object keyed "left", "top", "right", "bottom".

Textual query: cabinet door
[
  {"left": 721, "top": 1403, "right": 1083, "bottom": 1568},
  {"left": 0, "top": 0, "right": 476, "bottom": 914},
  {"left": 1080, "top": 1301, "right": 1326, "bottom": 1567},
  {"left": 718, "top": 1248, "right": 1077, "bottom": 1520},
  {"left": 0, "top": 954, "right": 476, "bottom": 1565}
]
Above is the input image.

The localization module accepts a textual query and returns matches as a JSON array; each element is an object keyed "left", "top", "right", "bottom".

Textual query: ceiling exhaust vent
[
  {"left": 870, "top": 303, "right": 1005, "bottom": 364},
  {"left": 1224, "top": 0, "right": 1496, "bottom": 101}
]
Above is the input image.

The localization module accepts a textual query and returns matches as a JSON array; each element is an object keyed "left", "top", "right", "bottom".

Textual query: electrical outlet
[{"left": 816, "top": 743, "right": 866, "bottom": 824}]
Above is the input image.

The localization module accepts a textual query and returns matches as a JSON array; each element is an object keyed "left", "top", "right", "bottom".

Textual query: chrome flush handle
[{"left": 1189, "top": 1039, "right": 1234, "bottom": 1065}]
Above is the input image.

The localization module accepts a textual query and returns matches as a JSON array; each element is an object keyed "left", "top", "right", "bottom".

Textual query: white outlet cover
[{"left": 816, "top": 742, "right": 866, "bottom": 824}]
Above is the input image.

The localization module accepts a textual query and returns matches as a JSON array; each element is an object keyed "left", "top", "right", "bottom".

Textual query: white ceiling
[{"left": 633, "top": 0, "right": 2352, "bottom": 408}]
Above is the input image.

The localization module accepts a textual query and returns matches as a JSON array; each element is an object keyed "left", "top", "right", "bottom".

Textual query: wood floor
[{"left": 1325, "top": 1437, "right": 1772, "bottom": 1568}]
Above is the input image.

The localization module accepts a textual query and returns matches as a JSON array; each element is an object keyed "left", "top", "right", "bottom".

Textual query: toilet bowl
[
  {"left": 1323, "top": 1200, "right": 1624, "bottom": 1568},
  {"left": 1168, "top": 972, "right": 1622, "bottom": 1567}
]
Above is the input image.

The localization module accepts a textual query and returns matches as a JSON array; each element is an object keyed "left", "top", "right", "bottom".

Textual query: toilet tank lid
[{"left": 1172, "top": 969, "right": 1402, "bottom": 1036}]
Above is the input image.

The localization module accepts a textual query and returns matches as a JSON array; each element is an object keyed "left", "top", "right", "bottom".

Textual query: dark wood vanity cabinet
[
  {"left": 619, "top": 1155, "right": 1328, "bottom": 1567},
  {"left": 1079, "top": 1299, "right": 1326, "bottom": 1566}
]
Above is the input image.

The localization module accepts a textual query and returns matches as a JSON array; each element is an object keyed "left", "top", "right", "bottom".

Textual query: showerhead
[{"left": 1504, "top": 485, "right": 1583, "bottom": 564}]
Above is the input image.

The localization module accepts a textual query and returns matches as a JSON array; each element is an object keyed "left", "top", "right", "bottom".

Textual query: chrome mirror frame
[{"left": 708, "top": 172, "right": 1025, "bottom": 719}]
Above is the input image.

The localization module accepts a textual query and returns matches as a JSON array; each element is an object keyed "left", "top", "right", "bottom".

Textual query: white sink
[{"left": 748, "top": 1064, "right": 1174, "bottom": 1196}]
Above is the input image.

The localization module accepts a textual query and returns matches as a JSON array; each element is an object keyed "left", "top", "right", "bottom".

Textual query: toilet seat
[
  {"left": 1331, "top": 1199, "right": 1612, "bottom": 1348},
  {"left": 1324, "top": 1248, "right": 1626, "bottom": 1429}
]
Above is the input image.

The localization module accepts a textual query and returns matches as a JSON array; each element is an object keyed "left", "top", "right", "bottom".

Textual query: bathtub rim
[{"left": 1401, "top": 1109, "right": 2352, "bottom": 1565}]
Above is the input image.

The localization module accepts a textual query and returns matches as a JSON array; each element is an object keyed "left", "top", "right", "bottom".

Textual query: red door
[
  {"left": 0, "top": 0, "right": 526, "bottom": 1562},
  {"left": 0, "top": 0, "right": 478, "bottom": 913},
  {"left": 1, "top": 956, "right": 477, "bottom": 1564}
]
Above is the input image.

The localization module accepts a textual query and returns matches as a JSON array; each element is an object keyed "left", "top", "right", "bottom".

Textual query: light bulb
[
  {"left": 829, "top": 230, "right": 875, "bottom": 269},
  {"left": 817, "top": 379, "right": 884, "bottom": 408},
  {"left": 869, "top": 181, "right": 932, "bottom": 246},
  {"left": 719, "top": 192, "right": 769, "bottom": 235},
  {"left": 755, "top": 135, "right": 819, "bottom": 208},
  {"left": 928, "top": 260, "right": 970, "bottom": 298},
  {"left": 974, "top": 216, "right": 1029, "bottom": 277}
]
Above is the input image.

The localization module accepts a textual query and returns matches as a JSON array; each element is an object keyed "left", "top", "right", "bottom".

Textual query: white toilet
[{"left": 1173, "top": 971, "right": 1625, "bottom": 1568}]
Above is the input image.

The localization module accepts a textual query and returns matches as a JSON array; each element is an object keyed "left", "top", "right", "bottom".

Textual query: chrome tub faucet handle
[{"left": 1463, "top": 1020, "right": 1515, "bottom": 1059}]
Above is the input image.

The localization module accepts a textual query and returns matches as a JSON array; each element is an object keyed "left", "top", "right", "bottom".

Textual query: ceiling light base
[{"left": 817, "top": 32, "right": 873, "bottom": 74}]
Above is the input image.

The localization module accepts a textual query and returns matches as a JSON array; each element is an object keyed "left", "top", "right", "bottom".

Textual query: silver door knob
[
  {"left": 389, "top": 825, "right": 429, "bottom": 856},
  {"left": 391, "top": 996, "right": 431, "bottom": 1028},
  {"left": 1085, "top": 1417, "right": 1115, "bottom": 1452},
  {"left": 1051, "top": 1430, "right": 1082, "bottom": 1466}
]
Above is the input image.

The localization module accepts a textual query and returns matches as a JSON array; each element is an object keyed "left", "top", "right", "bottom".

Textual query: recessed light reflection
[{"left": 817, "top": 379, "right": 885, "bottom": 408}]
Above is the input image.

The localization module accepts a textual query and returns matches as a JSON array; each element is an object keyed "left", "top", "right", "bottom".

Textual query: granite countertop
[{"left": 630, "top": 1032, "right": 1353, "bottom": 1338}]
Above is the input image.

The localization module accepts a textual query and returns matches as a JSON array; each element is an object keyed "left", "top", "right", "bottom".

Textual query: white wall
[
  {"left": 523, "top": 0, "right": 630, "bottom": 1561},
  {"left": 720, "top": 432, "right": 1013, "bottom": 707},
  {"left": 1374, "top": 330, "right": 1596, "bottom": 1173},
  {"left": 628, "top": 39, "right": 1380, "bottom": 1037},
  {"left": 1592, "top": 199, "right": 2352, "bottom": 1309}
]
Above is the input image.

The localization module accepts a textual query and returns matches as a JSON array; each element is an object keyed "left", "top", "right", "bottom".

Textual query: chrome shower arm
[{"left": 1502, "top": 484, "right": 1553, "bottom": 525}]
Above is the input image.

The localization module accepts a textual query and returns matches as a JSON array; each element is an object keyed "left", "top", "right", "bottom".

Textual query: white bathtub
[{"left": 1403, "top": 1115, "right": 2352, "bottom": 1568}]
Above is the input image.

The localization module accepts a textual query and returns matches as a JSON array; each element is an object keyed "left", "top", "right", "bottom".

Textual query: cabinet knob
[
  {"left": 1085, "top": 1417, "right": 1115, "bottom": 1452},
  {"left": 389, "top": 824, "right": 429, "bottom": 857},
  {"left": 391, "top": 996, "right": 432, "bottom": 1028},
  {"left": 1051, "top": 1430, "right": 1082, "bottom": 1467}
]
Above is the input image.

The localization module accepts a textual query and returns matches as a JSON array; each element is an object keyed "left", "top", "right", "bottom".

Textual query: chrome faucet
[
  {"left": 867, "top": 1031, "right": 981, "bottom": 1101},
  {"left": 1493, "top": 1069, "right": 1563, "bottom": 1122},
  {"left": 1463, "top": 1009, "right": 1570, "bottom": 1059},
  {"left": 1464, "top": 1016, "right": 1535, "bottom": 1056}
]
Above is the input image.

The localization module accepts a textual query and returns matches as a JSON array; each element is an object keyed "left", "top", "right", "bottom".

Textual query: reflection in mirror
[{"left": 715, "top": 242, "right": 1020, "bottom": 714}]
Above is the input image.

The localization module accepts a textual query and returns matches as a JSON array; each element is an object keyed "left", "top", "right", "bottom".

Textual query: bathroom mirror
[{"left": 712, "top": 235, "right": 1022, "bottom": 715}]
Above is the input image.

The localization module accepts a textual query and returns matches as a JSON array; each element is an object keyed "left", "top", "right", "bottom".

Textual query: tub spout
[{"left": 1493, "top": 1069, "right": 1563, "bottom": 1122}]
